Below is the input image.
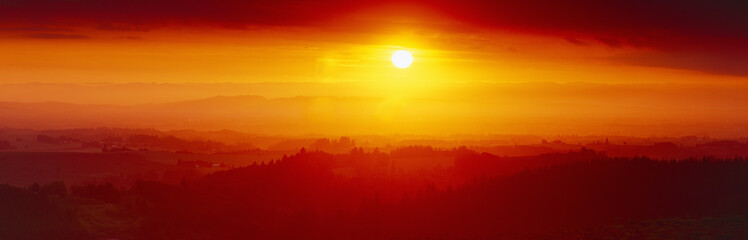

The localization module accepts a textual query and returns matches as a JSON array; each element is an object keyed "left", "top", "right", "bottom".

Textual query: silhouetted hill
[
  {"left": 0, "top": 152, "right": 166, "bottom": 186},
  {"left": 2, "top": 147, "right": 748, "bottom": 239},
  {"left": 119, "top": 151, "right": 748, "bottom": 239},
  {"left": 0, "top": 183, "right": 92, "bottom": 240}
]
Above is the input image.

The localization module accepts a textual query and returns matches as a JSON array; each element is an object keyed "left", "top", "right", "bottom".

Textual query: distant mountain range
[
  {"left": 0, "top": 95, "right": 447, "bottom": 135},
  {"left": 2, "top": 91, "right": 748, "bottom": 136}
]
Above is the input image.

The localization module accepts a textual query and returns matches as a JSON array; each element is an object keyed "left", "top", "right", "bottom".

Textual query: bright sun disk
[{"left": 392, "top": 50, "right": 413, "bottom": 68}]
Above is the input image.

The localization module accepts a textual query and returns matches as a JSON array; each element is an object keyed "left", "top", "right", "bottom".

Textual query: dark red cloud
[
  {"left": 1, "top": 0, "right": 747, "bottom": 75},
  {"left": 564, "top": 37, "right": 589, "bottom": 46},
  {"left": 3, "top": 0, "right": 745, "bottom": 37},
  {"left": 96, "top": 23, "right": 149, "bottom": 32},
  {"left": 25, "top": 33, "right": 90, "bottom": 39},
  {"left": 435, "top": 0, "right": 748, "bottom": 76},
  {"left": 0, "top": 26, "right": 74, "bottom": 32}
]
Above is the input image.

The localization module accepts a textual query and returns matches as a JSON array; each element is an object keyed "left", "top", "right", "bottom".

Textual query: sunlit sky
[
  {"left": 2, "top": 26, "right": 746, "bottom": 85},
  {"left": 1, "top": 0, "right": 747, "bottom": 136}
]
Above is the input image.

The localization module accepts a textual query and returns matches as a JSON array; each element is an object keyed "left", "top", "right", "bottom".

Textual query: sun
[{"left": 392, "top": 50, "right": 413, "bottom": 68}]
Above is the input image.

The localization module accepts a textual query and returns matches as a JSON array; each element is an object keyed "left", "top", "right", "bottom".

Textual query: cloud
[
  {"left": 96, "top": 23, "right": 149, "bottom": 32},
  {"left": 117, "top": 36, "right": 142, "bottom": 40},
  {"left": 1, "top": 0, "right": 747, "bottom": 75},
  {"left": 0, "top": 26, "right": 75, "bottom": 32},
  {"left": 25, "top": 33, "right": 90, "bottom": 39},
  {"left": 564, "top": 37, "right": 589, "bottom": 46},
  {"left": 2, "top": 0, "right": 745, "bottom": 46},
  {"left": 595, "top": 38, "right": 623, "bottom": 48},
  {"left": 615, "top": 52, "right": 748, "bottom": 77}
]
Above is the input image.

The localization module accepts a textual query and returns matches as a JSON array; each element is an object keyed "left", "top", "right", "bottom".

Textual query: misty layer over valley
[
  {"left": 1, "top": 128, "right": 748, "bottom": 239},
  {"left": 4, "top": 82, "right": 748, "bottom": 137}
]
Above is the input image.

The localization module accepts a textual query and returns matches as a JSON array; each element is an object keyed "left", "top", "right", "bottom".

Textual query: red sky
[{"left": 2, "top": 0, "right": 747, "bottom": 75}]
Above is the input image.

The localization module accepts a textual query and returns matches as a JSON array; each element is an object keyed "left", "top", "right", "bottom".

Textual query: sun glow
[{"left": 392, "top": 50, "right": 413, "bottom": 68}]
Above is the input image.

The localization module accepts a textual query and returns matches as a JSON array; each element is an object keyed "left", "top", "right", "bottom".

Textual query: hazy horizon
[{"left": 3, "top": 81, "right": 748, "bottom": 137}]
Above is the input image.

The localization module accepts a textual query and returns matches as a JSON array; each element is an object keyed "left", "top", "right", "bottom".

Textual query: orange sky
[
  {"left": 2, "top": 26, "right": 746, "bottom": 86},
  {"left": 1, "top": 0, "right": 747, "bottom": 136}
]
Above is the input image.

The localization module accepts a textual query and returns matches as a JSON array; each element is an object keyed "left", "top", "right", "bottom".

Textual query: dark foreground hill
[{"left": 1, "top": 149, "right": 747, "bottom": 239}]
